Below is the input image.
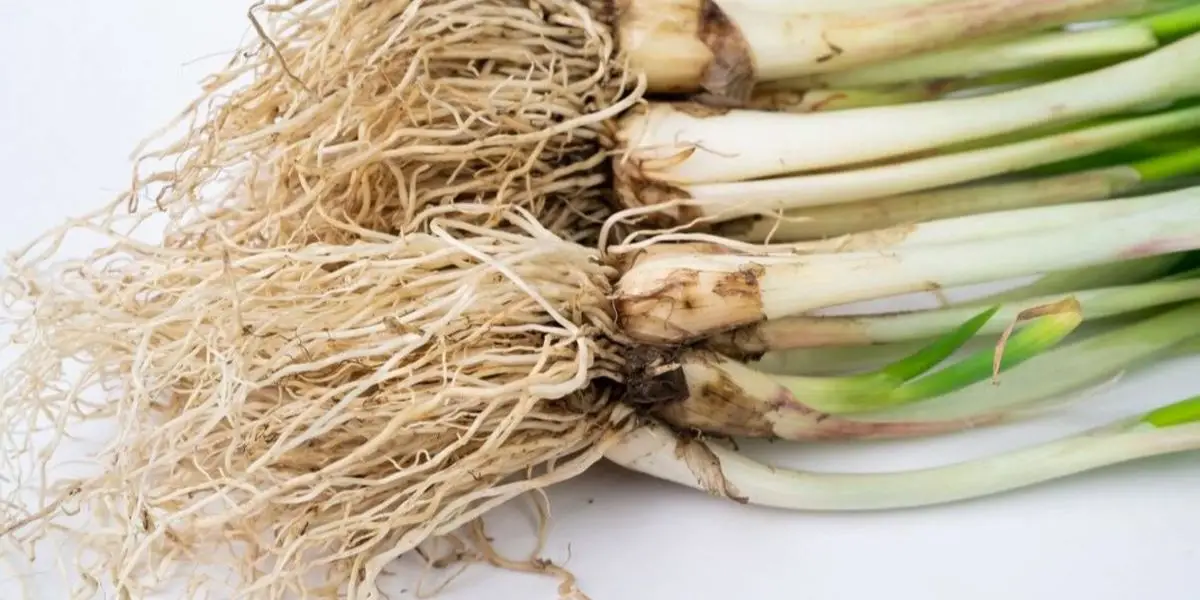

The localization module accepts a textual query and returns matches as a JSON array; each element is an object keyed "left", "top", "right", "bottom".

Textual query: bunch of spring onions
[
  {"left": 6, "top": 1, "right": 1200, "bottom": 597},
  {"left": 588, "top": 0, "right": 1200, "bottom": 511}
]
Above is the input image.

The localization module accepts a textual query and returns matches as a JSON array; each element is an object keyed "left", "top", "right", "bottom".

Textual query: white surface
[{"left": 2, "top": 3, "right": 1200, "bottom": 599}]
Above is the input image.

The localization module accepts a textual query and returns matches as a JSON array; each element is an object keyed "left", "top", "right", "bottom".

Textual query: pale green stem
[
  {"left": 747, "top": 255, "right": 1187, "bottom": 375},
  {"left": 788, "top": 20, "right": 1163, "bottom": 88},
  {"left": 622, "top": 32, "right": 1200, "bottom": 185},
  {"left": 864, "top": 300, "right": 1200, "bottom": 422},
  {"left": 748, "top": 189, "right": 1200, "bottom": 317},
  {"left": 746, "top": 277, "right": 1200, "bottom": 349},
  {"left": 682, "top": 104, "right": 1200, "bottom": 219},
  {"left": 719, "top": 167, "right": 1142, "bottom": 243},
  {"left": 743, "top": 191, "right": 1177, "bottom": 254},
  {"left": 606, "top": 408, "right": 1200, "bottom": 510},
  {"left": 968, "top": 254, "right": 1186, "bottom": 304}
]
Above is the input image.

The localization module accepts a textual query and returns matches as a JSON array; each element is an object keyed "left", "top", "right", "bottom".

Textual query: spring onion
[
  {"left": 746, "top": 58, "right": 1125, "bottom": 113},
  {"left": 617, "top": 32, "right": 1200, "bottom": 192},
  {"left": 777, "top": 4, "right": 1200, "bottom": 89},
  {"left": 720, "top": 145, "right": 1200, "bottom": 243},
  {"left": 615, "top": 188, "right": 1200, "bottom": 344},
  {"left": 619, "top": 0, "right": 1176, "bottom": 101},
  {"left": 724, "top": 191, "right": 1197, "bottom": 253},
  {"left": 743, "top": 253, "right": 1193, "bottom": 376},
  {"left": 968, "top": 252, "right": 1190, "bottom": 303},
  {"left": 718, "top": 275, "right": 1200, "bottom": 352},
  {"left": 746, "top": 81, "right": 970, "bottom": 114},
  {"left": 652, "top": 300, "right": 1080, "bottom": 436},
  {"left": 619, "top": 103, "right": 1200, "bottom": 221},
  {"left": 607, "top": 392, "right": 1200, "bottom": 510}
]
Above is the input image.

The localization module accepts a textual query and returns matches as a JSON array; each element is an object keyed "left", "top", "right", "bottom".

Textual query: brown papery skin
[
  {"left": 613, "top": 255, "right": 767, "bottom": 345},
  {"left": 615, "top": 0, "right": 756, "bottom": 103}
]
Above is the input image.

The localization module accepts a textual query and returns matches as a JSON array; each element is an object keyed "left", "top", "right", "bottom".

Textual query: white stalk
[
  {"left": 604, "top": 418, "right": 1200, "bottom": 510},
  {"left": 722, "top": 167, "right": 1143, "bottom": 243},
  {"left": 754, "top": 191, "right": 1200, "bottom": 318},
  {"left": 718, "top": 0, "right": 1156, "bottom": 81},
  {"left": 615, "top": 188, "right": 1200, "bottom": 342},
  {"left": 618, "top": 32, "right": 1200, "bottom": 185},
  {"left": 788, "top": 22, "right": 1160, "bottom": 89},
  {"left": 682, "top": 104, "right": 1200, "bottom": 219}
]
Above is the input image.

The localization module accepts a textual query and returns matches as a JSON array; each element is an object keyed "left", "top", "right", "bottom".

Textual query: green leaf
[
  {"left": 891, "top": 298, "right": 1084, "bottom": 403},
  {"left": 1143, "top": 394, "right": 1200, "bottom": 428},
  {"left": 875, "top": 306, "right": 1001, "bottom": 383}
]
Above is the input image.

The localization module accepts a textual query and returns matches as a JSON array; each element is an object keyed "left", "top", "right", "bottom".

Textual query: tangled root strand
[
  {"left": 2, "top": 205, "right": 635, "bottom": 598},
  {"left": 132, "top": 0, "right": 643, "bottom": 247}
]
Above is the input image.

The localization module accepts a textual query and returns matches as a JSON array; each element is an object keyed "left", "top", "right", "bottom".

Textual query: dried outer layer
[
  {"left": 615, "top": 0, "right": 756, "bottom": 104},
  {"left": 648, "top": 351, "right": 1004, "bottom": 440},
  {"left": 612, "top": 248, "right": 768, "bottom": 345},
  {"left": 610, "top": 102, "right": 711, "bottom": 227}
]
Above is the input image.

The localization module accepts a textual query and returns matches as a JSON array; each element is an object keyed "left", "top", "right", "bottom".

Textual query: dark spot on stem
[
  {"left": 712, "top": 264, "right": 765, "bottom": 300},
  {"left": 654, "top": 353, "right": 777, "bottom": 437},
  {"left": 621, "top": 345, "right": 689, "bottom": 408},
  {"left": 695, "top": 0, "right": 756, "bottom": 106},
  {"left": 815, "top": 32, "right": 844, "bottom": 63}
]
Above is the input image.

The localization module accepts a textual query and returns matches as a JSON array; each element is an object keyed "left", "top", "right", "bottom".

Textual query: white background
[{"left": 3, "top": 3, "right": 1199, "bottom": 599}]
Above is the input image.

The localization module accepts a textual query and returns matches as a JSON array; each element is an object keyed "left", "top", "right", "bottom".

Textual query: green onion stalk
[
  {"left": 744, "top": 253, "right": 1194, "bottom": 376},
  {"left": 719, "top": 141, "right": 1200, "bottom": 243},
  {"left": 613, "top": 187, "right": 1200, "bottom": 345},
  {"left": 720, "top": 189, "right": 1200, "bottom": 252},
  {"left": 622, "top": 0, "right": 1189, "bottom": 103},
  {"left": 650, "top": 300, "right": 1086, "bottom": 439},
  {"left": 715, "top": 271, "right": 1200, "bottom": 352},
  {"left": 744, "top": 80, "right": 982, "bottom": 114},
  {"left": 614, "top": 32, "right": 1200, "bottom": 224},
  {"left": 655, "top": 299, "right": 1200, "bottom": 442},
  {"left": 969, "top": 253, "right": 1192, "bottom": 303},
  {"left": 771, "top": 3, "right": 1200, "bottom": 90},
  {"left": 607, "top": 390, "right": 1200, "bottom": 510},
  {"left": 742, "top": 63, "right": 1100, "bottom": 113}
]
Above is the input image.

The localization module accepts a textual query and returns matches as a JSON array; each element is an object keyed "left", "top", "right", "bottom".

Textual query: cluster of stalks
[{"left": 4, "top": 1, "right": 1200, "bottom": 598}]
